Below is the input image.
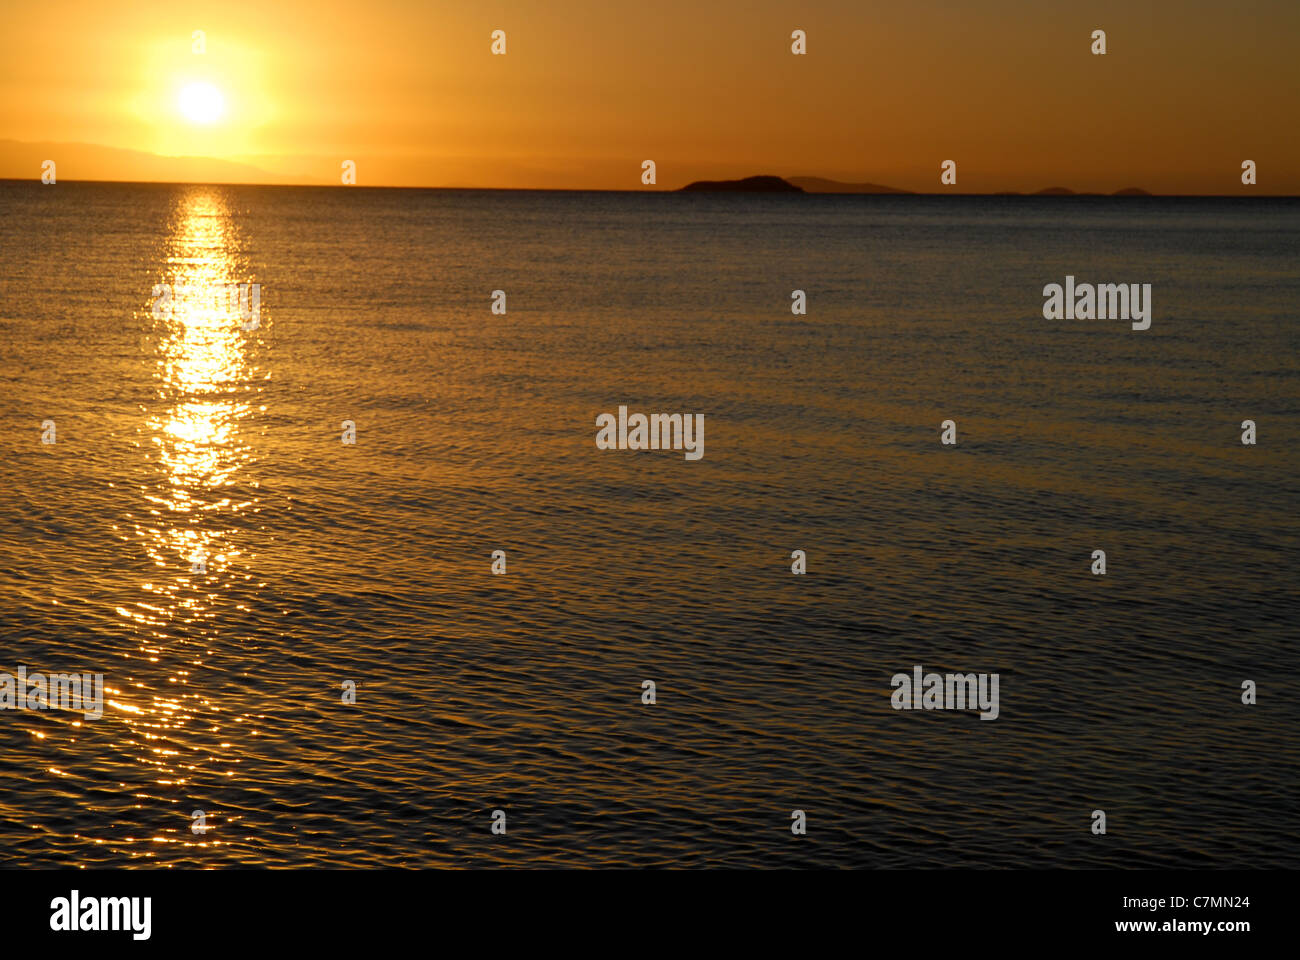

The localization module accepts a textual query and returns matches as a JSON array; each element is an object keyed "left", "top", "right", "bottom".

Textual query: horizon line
[{"left": 2, "top": 177, "right": 1294, "bottom": 198}]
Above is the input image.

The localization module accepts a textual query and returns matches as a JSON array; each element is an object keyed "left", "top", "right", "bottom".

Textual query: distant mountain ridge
[
  {"left": 678, "top": 174, "right": 1157, "bottom": 196},
  {"left": 0, "top": 139, "right": 304, "bottom": 185},
  {"left": 679, "top": 175, "right": 803, "bottom": 192},
  {"left": 0, "top": 140, "right": 1169, "bottom": 196}
]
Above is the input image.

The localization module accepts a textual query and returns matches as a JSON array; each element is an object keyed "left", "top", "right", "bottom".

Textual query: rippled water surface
[{"left": 0, "top": 182, "right": 1297, "bottom": 867}]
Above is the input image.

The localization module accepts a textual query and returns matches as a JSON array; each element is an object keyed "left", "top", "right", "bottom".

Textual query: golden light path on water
[{"left": 107, "top": 188, "right": 265, "bottom": 862}]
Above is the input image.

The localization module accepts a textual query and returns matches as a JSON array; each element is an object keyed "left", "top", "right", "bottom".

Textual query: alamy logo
[
  {"left": 595, "top": 406, "right": 705, "bottom": 461},
  {"left": 1042, "top": 276, "right": 1151, "bottom": 330},
  {"left": 890, "top": 665, "right": 1000, "bottom": 720},
  {"left": 0, "top": 667, "right": 103, "bottom": 719},
  {"left": 50, "top": 891, "right": 151, "bottom": 940},
  {"left": 151, "top": 281, "right": 261, "bottom": 330}
]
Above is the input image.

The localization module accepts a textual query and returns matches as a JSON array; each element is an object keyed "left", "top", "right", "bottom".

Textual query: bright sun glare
[{"left": 178, "top": 82, "right": 225, "bottom": 125}]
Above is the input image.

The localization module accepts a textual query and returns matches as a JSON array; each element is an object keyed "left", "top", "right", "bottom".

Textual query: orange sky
[{"left": 2, "top": 0, "right": 1296, "bottom": 192}]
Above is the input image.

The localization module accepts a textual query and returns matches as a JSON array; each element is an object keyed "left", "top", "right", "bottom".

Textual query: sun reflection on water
[{"left": 107, "top": 187, "right": 267, "bottom": 858}]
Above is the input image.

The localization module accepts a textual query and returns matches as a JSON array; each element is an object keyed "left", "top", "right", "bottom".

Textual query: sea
[{"left": 0, "top": 180, "right": 1296, "bottom": 867}]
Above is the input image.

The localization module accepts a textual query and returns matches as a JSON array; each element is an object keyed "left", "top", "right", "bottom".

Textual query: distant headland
[
  {"left": 678, "top": 174, "right": 1157, "bottom": 196},
  {"left": 679, "top": 175, "right": 804, "bottom": 192}
]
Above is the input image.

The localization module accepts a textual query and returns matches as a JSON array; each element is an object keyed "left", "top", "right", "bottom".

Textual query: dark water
[{"left": 0, "top": 181, "right": 1297, "bottom": 868}]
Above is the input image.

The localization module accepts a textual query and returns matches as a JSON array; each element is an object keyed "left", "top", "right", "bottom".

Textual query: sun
[{"left": 178, "top": 82, "right": 225, "bottom": 125}]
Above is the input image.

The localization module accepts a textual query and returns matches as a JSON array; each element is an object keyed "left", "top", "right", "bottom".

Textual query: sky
[{"left": 1, "top": 0, "right": 1297, "bottom": 192}]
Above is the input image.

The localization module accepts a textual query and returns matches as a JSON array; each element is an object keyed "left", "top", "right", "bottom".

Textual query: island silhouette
[
  {"left": 679, "top": 175, "right": 804, "bottom": 192},
  {"left": 678, "top": 174, "right": 1156, "bottom": 196}
]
